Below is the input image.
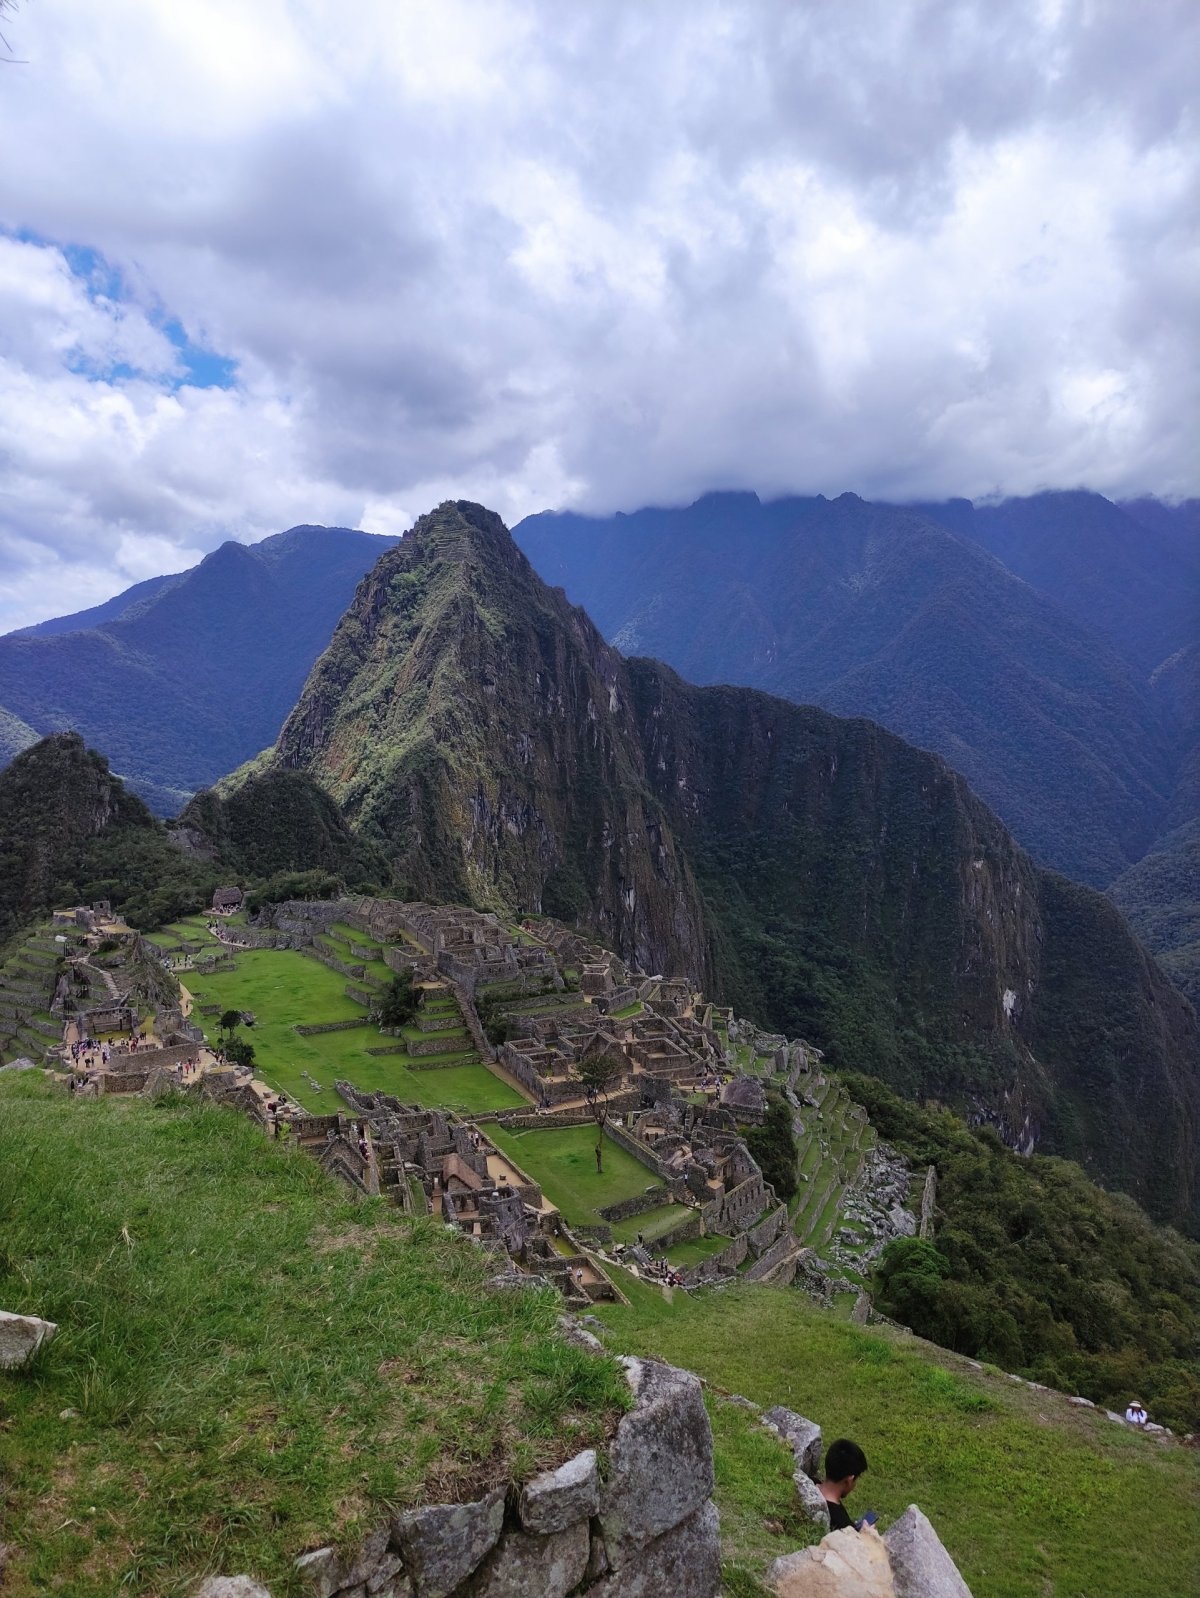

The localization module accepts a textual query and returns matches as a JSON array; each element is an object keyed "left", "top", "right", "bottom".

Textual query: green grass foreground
[
  {"left": 594, "top": 1278, "right": 1200, "bottom": 1598},
  {"left": 0, "top": 1076, "right": 627, "bottom": 1598}
]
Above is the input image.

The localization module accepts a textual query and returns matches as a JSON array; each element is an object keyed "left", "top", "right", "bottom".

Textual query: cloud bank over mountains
[{"left": 1, "top": 0, "right": 1196, "bottom": 629}]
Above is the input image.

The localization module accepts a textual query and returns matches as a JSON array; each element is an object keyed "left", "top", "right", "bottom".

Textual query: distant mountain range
[
  {"left": 218, "top": 499, "right": 1197, "bottom": 1230},
  {"left": 0, "top": 526, "right": 396, "bottom": 813},
  {"left": 514, "top": 489, "right": 1198, "bottom": 997},
  {"left": 3, "top": 488, "right": 1195, "bottom": 1007}
]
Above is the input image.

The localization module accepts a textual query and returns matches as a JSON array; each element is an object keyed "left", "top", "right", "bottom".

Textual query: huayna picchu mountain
[{"left": 237, "top": 500, "right": 1199, "bottom": 1230}]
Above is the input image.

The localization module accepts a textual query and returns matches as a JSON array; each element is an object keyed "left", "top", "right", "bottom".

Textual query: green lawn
[
  {"left": 0, "top": 1075, "right": 626, "bottom": 1598},
  {"left": 489, "top": 1124, "right": 660, "bottom": 1227},
  {"left": 186, "top": 949, "right": 522, "bottom": 1114},
  {"left": 664, "top": 1233, "right": 733, "bottom": 1269},
  {"left": 592, "top": 1282, "right": 1200, "bottom": 1598},
  {"left": 609, "top": 1202, "right": 687, "bottom": 1244}
]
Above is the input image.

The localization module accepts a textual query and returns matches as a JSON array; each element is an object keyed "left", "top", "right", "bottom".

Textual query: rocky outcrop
[
  {"left": 517, "top": 1449, "right": 599, "bottom": 1534},
  {"left": 762, "top": 1406, "right": 823, "bottom": 1482}
]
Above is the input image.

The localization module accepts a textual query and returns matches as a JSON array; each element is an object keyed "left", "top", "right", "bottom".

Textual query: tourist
[
  {"left": 1125, "top": 1400, "right": 1148, "bottom": 1426},
  {"left": 818, "top": 1439, "right": 870, "bottom": 1532}
]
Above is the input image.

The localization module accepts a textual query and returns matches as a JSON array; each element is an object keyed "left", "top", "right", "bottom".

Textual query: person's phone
[{"left": 857, "top": 1511, "right": 878, "bottom": 1529}]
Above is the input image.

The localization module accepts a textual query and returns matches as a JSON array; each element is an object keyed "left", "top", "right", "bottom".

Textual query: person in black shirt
[{"left": 819, "top": 1438, "right": 869, "bottom": 1531}]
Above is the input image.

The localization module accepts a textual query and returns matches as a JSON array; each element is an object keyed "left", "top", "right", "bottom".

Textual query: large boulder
[
  {"left": 883, "top": 1505, "right": 973, "bottom": 1598},
  {"left": 765, "top": 1526, "right": 895, "bottom": 1597},
  {"left": 467, "top": 1521, "right": 589, "bottom": 1598},
  {"left": 391, "top": 1488, "right": 505, "bottom": 1598},
  {"left": 517, "top": 1448, "right": 599, "bottom": 1534},
  {"left": 762, "top": 1407, "right": 824, "bottom": 1482},
  {"left": 587, "top": 1501, "right": 721, "bottom": 1598},
  {"left": 0, "top": 1309, "right": 57, "bottom": 1369},
  {"left": 598, "top": 1358, "right": 715, "bottom": 1567}
]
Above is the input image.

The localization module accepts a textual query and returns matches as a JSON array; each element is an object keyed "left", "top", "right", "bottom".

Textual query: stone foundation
[{"left": 195, "top": 1356, "right": 721, "bottom": 1598}]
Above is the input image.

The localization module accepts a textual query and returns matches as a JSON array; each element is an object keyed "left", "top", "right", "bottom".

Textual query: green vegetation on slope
[
  {"left": 176, "top": 769, "right": 391, "bottom": 891},
  {"left": 0, "top": 733, "right": 221, "bottom": 948},
  {"left": 0, "top": 1074, "right": 626, "bottom": 1598},
  {"left": 593, "top": 1279, "right": 1200, "bottom": 1598},
  {"left": 844, "top": 1073, "right": 1200, "bottom": 1432},
  {"left": 1110, "top": 816, "right": 1200, "bottom": 1006}
]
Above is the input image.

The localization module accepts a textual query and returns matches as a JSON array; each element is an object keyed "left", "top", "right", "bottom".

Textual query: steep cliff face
[
  {"left": 276, "top": 502, "right": 711, "bottom": 976},
  {"left": 271, "top": 502, "right": 1199, "bottom": 1228}
]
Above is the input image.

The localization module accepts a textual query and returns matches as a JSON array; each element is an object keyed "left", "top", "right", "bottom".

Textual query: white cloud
[{"left": 0, "top": 0, "right": 1195, "bottom": 629}]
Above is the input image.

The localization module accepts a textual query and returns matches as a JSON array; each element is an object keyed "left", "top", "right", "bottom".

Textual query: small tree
[
  {"left": 218, "top": 1009, "right": 242, "bottom": 1042},
  {"left": 745, "top": 1094, "right": 799, "bottom": 1201},
  {"left": 226, "top": 1036, "right": 256, "bottom": 1072},
  {"left": 576, "top": 1051, "right": 623, "bottom": 1173},
  {"left": 378, "top": 969, "right": 419, "bottom": 1030}
]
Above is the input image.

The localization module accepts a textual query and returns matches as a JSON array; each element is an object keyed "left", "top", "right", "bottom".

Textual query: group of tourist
[
  {"left": 69, "top": 1036, "right": 108, "bottom": 1072},
  {"left": 610, "top": 1239, "right": 688, "bottom": 1288}
]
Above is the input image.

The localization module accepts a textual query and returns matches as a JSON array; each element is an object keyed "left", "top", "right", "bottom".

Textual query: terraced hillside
[{"left": 0, "top": 923, "right": 69, "bottom": 1064}]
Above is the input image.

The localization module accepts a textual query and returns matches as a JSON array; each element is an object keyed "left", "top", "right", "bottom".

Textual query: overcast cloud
[{"left": 0, "top": 0, "right": 1196, "bottom": 629}]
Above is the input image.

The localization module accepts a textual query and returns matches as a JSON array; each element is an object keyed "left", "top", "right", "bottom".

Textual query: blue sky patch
[{"left": 15, "top": 229, "right": 238, "bottom": 392}]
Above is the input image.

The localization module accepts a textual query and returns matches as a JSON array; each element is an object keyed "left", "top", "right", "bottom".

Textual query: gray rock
[
  {"left": 725, "top": 1394, "right": 761, "bottom": 1411},
  {"left": 193, "top": 1580, "right": 274, "bottom": 1598},
  {"left": 884, "top": 1504, "right": 973, "bottom": 1597},
  {"left": 1067, "top": 1396, "right": 1094, "bottom": 1408},
  {"left": 487, "top": 1271, "right": 551, "bottom": 1293},
  {"left": 794, "top": 1469, "right": 832, "bottom": 1528},
  {"left": 1144, "top": 1422, "right": 1167, "bottom": 1435},
  {"left": 392, "top": 1489, "right": 505, "bottom": 1598},
  {"left": 587, "top": 1501, "right": 721, "bottom": 1597},
  {"left": 557, "top": 1318, "right": 604, "bottom": 1354},
  {"left": 0, "top": 1309, "right": 57, "bottom": 1369},
  {"left": 762, "top": 1406, "right": 823, "bottom": 1482},
  {"left": 468, "top": 1521, "right": 589, "bottom": 1597},
  {"left": 365, "top": 1551, "right": 409, "bottom": 1594},
  {"left": 517, "top": 1448, "right": 599, "bottom": 1534},
  {"left": 296, "top": 1531, "right": 402, "bottom": 1596},
  {"left": 295, "top": 1547, "right": 344, "bottom": 1597},
  {"left": 598, "top": 1358, "right": 714, "bottom": 1566},
  {"left": 1104, "top": 1410, "right": 1125, "bottom": 1423}
]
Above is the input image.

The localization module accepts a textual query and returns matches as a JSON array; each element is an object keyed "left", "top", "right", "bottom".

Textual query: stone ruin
[{"left": 327, "top": 1083, "right": 617, "bottom": 1305}]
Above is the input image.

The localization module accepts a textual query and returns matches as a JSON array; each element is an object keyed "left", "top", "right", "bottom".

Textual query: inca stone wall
[{"left": 195, "top": 1355, "right": 722, "bottom": 1598}]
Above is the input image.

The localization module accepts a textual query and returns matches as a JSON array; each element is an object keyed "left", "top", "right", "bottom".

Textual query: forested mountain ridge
[
  {"left": 257, "top": 499, "right": 1199, "bottom": 1229},
  {"left": 514, "top": 491, "right": 1181, "bottom": 890},
  {"left": 0, "top": 525, "right": 397, "bottom": 814},
  {"left": 0, "top": 734, "right": 381, "bottom": 947}
]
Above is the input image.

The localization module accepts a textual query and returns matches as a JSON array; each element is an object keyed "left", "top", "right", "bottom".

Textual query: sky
[{"left": 0, "top": 0, "right": 1196, "bottom": 631}]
